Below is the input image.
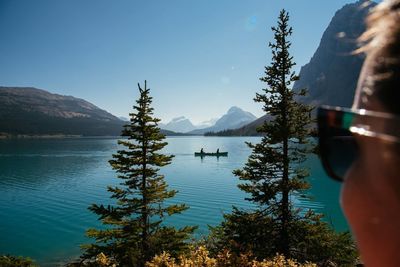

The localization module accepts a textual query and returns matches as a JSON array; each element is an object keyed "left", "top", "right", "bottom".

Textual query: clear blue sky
[{"left": 0, "top": 0, "right": 360, "bottom": 124}]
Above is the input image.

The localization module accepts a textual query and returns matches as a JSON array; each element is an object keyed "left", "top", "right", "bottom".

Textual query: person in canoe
[
  {"left": 200, "top": 148, "right": 204, "bottom": 154},
  {"left": 216, "top": 148, "right": 220, "bottom": 154}
]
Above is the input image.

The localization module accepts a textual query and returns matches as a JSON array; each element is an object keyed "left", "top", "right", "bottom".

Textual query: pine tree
[
  {"left": 233, "top": 9, "right": 313, "bottom": 256},
  {"left": 82, "top": 81, "right": 196, "bottom": 267},
  {"left": 206, "top": 10, "right": 358, "bottom": 264}
]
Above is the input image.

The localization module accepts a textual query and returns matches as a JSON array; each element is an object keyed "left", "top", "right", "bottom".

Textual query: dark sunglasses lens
[{"left": 325, "top": 128, "right": 359, "bottom": 180}]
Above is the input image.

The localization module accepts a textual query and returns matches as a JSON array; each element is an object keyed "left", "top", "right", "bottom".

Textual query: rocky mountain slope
[
  {"left": 292, "top": 0, "right": 375, "bottom": 107},
  {"left": 0, "top": 87, "right": 125, "bottom": 136}
]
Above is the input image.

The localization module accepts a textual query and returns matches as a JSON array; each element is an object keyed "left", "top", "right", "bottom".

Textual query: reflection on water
[
  {"left": 0, "top": 137, "right": 347, "bottom": 266},
  {"left": 0, "top": 139, "right": 115, "bottom": 266}
]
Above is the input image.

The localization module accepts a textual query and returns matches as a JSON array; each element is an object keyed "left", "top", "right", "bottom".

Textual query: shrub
[
  {"left": 146, "top": 246, "right": 316, "bottom": 267},
  {"left": 0, "top": 255, "right": 36, "bottom": 267}
]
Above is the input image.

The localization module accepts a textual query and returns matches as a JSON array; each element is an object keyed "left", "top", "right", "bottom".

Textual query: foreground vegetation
[
  {"left": 146, "top": 246, "right": 317, "bottom": 267},
  {"left": 67, "top": 247, "right": 317, "bottom": 267},
  {"left": 0, "top": 255, "right": 37, "bottom": 267}
]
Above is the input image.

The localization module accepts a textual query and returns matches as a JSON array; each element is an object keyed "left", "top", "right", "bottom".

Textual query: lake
[{"left": 0, "top": 137, "right": 348, "bottom": 266}]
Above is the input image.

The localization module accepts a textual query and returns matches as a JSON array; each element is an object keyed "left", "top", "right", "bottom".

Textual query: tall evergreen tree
[
  {"left": 233, "top": 9, "right": 313, "bottom": 256},
  {"left": 82, "top": 81, "right": 195, "bottom": 267},
  {"left": 205, "top": 10, "right": 357, "bottom": 265},
  {"left": 207, "top": 10, "right": 357, "bottom": 266}
]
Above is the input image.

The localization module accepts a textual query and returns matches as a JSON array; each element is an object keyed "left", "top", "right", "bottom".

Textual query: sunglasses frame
[{"left": 317, "top": 105, "right": 400, "bottom": 182}]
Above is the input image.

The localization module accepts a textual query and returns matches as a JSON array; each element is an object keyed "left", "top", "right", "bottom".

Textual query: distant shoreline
[
  {"left": 0, "top": 134, "right": 203, "bottom": 139},
  {"left": 0, "top": 134, "right": 83, "bottom": 139},
  {"left": 0, "top": 133, "right": 260, "bottom": 139}
]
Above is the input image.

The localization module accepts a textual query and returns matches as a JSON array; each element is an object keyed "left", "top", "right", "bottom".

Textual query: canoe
[{"left": 194, "top": 152, "right": 228, "bottom": 157}]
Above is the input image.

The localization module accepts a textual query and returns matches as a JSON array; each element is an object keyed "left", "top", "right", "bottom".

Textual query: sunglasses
[{"left": 317, "top": 105, "right": 400, "bottom": 182}]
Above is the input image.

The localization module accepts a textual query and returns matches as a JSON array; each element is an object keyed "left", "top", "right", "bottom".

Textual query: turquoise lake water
[{"left": 0, "top": 137, "right": 348, "bottom": 266}]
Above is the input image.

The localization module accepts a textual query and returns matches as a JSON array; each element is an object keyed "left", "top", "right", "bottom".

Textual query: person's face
[{"left": 341, "top": 51, "right": 400, "bottom": 266}]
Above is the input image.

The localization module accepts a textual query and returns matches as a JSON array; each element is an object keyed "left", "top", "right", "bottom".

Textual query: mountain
[
  {"left": 212, "top": 106, "right": 257, "bottom": 131},
  {"left": 209, "top": 0, "right": 375, "bottom": 136},
  {"left": 292, "top": 0, "right": 375, "bottom": 107},
  {"left": 196, "top": 118, "right": 218, "bottom": 129},
  {"left": 118, "top": 116, "right": 129, "bottom": 121},
  {"left": 0, "top": 87, "right": 125, "bottom": 136},
  {"left": 205, "top": 114, "right": 270, "bottom": 136},
  {"left": 159, "top": 116, "right": 197, "bottom": 133},
  {"left": 188, "top": 106, "right": 257, "bottom": 135}
]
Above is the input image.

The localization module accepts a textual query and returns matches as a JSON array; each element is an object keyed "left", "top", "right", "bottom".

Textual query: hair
[{"left": 357, "top": 0, "right": 400, "bottom": 114}]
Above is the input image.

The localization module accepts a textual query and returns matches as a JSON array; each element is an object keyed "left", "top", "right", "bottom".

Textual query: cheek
[
  {"left": 340, "top": 161, "right": 365, "bottom": 222},
  {"left": 340, "top": 140, "right": 370, "bottom": 218},
  {"left": 378, "top": 147, "right": 400, "bottom": 209},
  {"left": 341, "top": 143, "right": 400, "bottom": 225},
  {"left": 340, "top": 154, "right": 379, "bottom": 226}
]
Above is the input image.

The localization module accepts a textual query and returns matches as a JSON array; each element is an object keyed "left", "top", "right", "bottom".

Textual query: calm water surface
[{"left": 0, "top": 137, "right": 347, "bottom": 266}]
